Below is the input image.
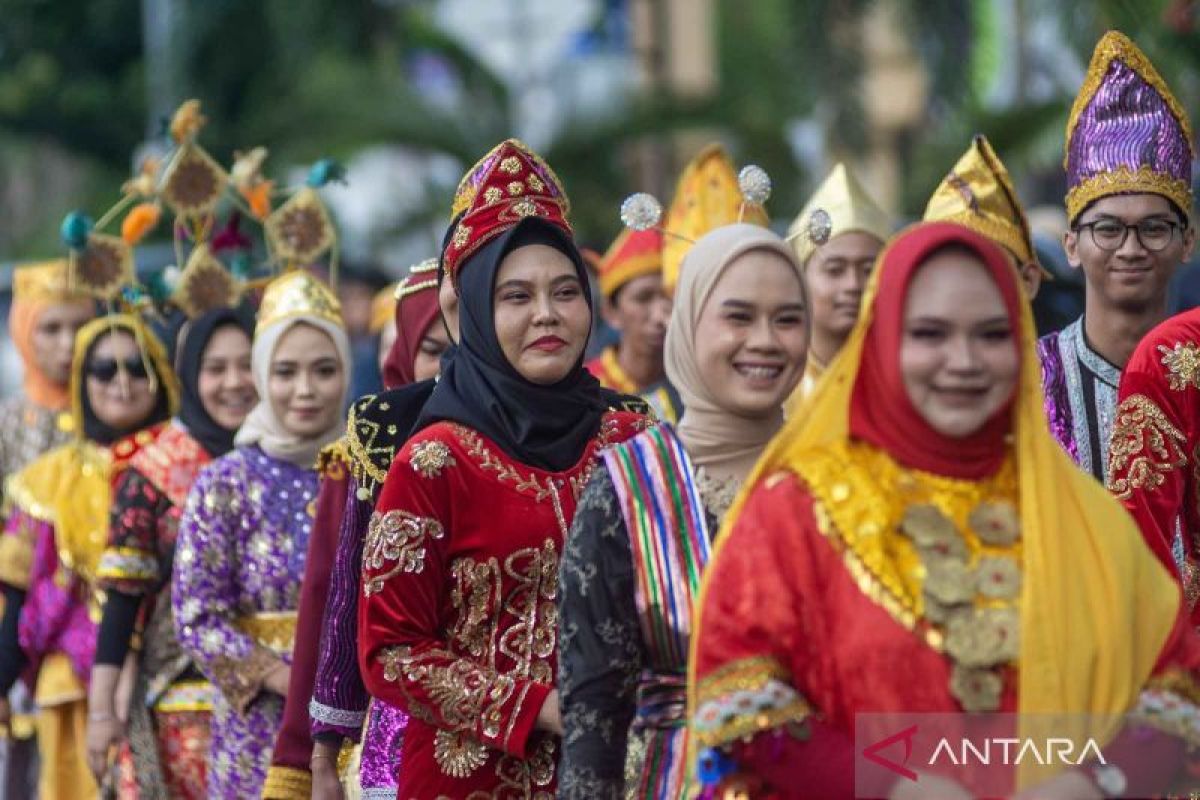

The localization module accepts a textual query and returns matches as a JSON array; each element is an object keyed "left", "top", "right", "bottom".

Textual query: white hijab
[{"left": 234, "top": 315, "right": 351, "bottom": 468}]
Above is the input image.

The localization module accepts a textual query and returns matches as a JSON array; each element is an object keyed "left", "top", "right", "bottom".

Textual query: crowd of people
[{"left": 0, "top": 27, "right": 1199, "bottom": 800}]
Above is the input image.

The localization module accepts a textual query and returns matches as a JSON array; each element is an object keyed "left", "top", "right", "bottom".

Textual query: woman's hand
[
  {"left": 310, "top": 740, "right": 346, "bottom": 800},
  {"left": 85, "top": 712, "right": 124, "bottom": 782},
  {"left": 114, "top": 652, "right": 138, "bottom": 724},
  {"left": 535, "top": 689, "right": 563, "bottom": 736}
]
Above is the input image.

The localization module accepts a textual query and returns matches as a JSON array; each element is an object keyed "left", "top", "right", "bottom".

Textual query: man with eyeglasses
[{"left": 1037, "top": 31, "right": 1195, "bottom": 487}]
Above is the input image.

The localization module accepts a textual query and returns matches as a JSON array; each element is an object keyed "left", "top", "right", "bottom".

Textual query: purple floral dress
[{"left": 173, "top": 445, "right": 317, "bottom": 799}]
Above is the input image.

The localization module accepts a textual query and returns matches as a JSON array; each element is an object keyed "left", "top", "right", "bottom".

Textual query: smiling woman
[
  {"left": 266, "top": 323, "right": 346, "bottom": 440},
  {"left": 357, "top": 139, "right": 650, "bottom": 799},
  {"left": 173, "top": 272, "right": 350, "bottom": 799},
  {"left": 0, "top": 314, "right": 176, "bottom": 800},
  {"left": 89, "top": 305, "right": 256, "bottom": 799},
  {"left": 493, "top": 240, "right": 592, "bottom": 386},
  {"left": 557, "top": 223, "right": 809, "bottom": 800},
  {"left": 688, "top": 222, "right": 1200, "bottom": 800}
]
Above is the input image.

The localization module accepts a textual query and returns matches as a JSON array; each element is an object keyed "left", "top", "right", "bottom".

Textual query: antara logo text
[{"left": 863, "top": 724, "right": 1107, "bottom": 782}]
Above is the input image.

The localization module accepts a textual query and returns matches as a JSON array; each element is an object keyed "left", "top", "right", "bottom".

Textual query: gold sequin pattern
[
  {"left": 410, "top": 440, "right": 457, "bottom": 479},
  {"left": 1159, "top": 342, "right": 1200, "bottom": 391},
  {"left": 1107, "top": 393, "right": 1188, "bottom": 500},
  {"left": 362, "top": 510, "right": 446, "bottom": 595}
]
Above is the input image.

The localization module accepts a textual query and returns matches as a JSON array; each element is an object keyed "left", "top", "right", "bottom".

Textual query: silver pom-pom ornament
[
  {"left": 807, "top": 208, "right": 832, "bottom": 246},
  {"left": 738, "top": 164, "right": 772, "bottom": 206},
  {"left": 620, "top": 193, "right": 663, "bottom": 231}
]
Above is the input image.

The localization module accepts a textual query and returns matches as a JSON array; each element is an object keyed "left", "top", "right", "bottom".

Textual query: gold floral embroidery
[
  {"left": 449, "top": 557, "right": 501, "bottom": 661},
  {"left": 498, "top": 540, "right": 559, "bottom": 684},
  {"left": 453, "top": 414, "right": 623, "bottom": 504},
  {"left": 499, "top": 156, "right": 522, "bottom": 175},
  {"left": 1159, "top": 342, "right": 1200, "bottom": 391},
  {"left": 377, "top": 645, "right": 516, "bottom": 741},
  {"left": 1107, "top": 394, "right": 1187, "bottom": 500},
  {"left": 362, "top": 510, "right": 445, "bottom": 595},
  {"left": 506, "top": 181, "right": 525, "bottom": 197},
  {"left": 511, "top": 198, "right": 539, "bottom": 218},
  {"left": 453, "top": 223, "right": 472, "bottom": 250},
  {"left": 378, "top": 645, "right": 408, "bottom": 682},
  {"left": 434, "top": 729, "right": 489, "bottom": 779},
  {"left": 483, "top": 186, "right": 503, "bottom": 205},
  {"left": 493, "top": 739, "right": 556, "bottom": 797},
  {"left": 410, "top": 440, "right": 456, "bottom": 479},
  {"left": 455, "top": 426, "right": 556, "bottom": 501}
]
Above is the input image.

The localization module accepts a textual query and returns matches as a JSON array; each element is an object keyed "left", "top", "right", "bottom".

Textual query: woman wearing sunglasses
[
  {"left": 0, "top": 315, "right": 178, "bottom": 800},
  {"left": 86, "top": 300, "right": 256, "bottom": 798}
]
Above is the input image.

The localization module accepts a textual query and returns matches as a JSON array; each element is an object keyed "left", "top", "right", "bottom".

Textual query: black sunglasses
[{"left": 86, "top": 358, "right": 150, "bottom": 383}]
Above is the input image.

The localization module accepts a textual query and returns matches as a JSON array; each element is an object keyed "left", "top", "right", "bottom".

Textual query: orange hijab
[{"left": 9, "top": 296, "right": 93, "bottom": 411}]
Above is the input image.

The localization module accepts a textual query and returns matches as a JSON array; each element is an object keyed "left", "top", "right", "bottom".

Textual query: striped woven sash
[{"left": 603, "top": 424, "right": 712, "bottom": 673}]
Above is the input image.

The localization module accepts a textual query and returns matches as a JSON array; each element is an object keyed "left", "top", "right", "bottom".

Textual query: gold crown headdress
[
  {"left": 11, "top": 259, "right": 92, "bottom": 304},
  {"left": 256, "top": 270, "right": 343, "bottom": 334}
]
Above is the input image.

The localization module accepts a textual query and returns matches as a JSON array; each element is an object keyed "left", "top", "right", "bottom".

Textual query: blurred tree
[{"left": 3, "top": 0, "right": 1198, "bottom": 259}]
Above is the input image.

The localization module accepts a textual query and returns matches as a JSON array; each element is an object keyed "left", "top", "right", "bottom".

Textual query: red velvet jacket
[
  {"left": 1109, "top": 307, "right": 1200, "bottom": 623},
  {"left": 359, "top": 411, "right": 648, "bottom": 798}
]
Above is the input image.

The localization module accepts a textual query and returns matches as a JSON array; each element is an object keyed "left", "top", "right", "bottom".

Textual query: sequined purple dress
[
  {"left": 312, "top": 475, "right": 407, "bottom": 798},
  {"left": 173, "top": 445, "right": 317, "bottom": 799}
]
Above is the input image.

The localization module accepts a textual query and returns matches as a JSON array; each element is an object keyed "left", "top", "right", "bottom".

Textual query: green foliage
[{"left": 4, "top": 0, "right": 1200, "bottom": 257}]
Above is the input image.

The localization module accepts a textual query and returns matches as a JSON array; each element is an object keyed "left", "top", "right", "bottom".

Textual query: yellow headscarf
[
  {"left": 692, "top": 221, "right": 1180, "bottom": 787},
  {"left": 6, "top": 315, "right": 180, "bottom": 586}
]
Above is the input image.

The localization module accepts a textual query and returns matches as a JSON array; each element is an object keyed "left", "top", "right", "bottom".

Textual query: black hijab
[
  {"left": 416, "top": 217, "right": 607, "bottom": 472},
  {"left": 80, "top": 332, "right": 172, "bottom": 446},
  {"left": 170, "top": 306, "right": 256, "bottom": 458}
]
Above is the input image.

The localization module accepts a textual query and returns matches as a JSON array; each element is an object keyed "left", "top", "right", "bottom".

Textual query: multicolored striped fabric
[{"left": 603, "top": 424, "right": 713, "bottom": 799}]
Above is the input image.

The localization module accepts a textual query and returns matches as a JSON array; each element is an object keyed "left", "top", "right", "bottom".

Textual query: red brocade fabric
[
  {"left": 358, "top": 411, "right": 647, "bottom": 798},
  {"left": 693, "top": 471, "right": 1200, "bottom": 798},
  {"left": 1110, "top": 307, "right": 1200, "bottom": 623}
]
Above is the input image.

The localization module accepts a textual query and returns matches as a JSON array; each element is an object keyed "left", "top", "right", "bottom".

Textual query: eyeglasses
[
  {"left": 1075, "top": 218, "right": 1180, "bottom": 252},
  {"left": 86, "top": 358, "right": 150, "bottom": 383}
]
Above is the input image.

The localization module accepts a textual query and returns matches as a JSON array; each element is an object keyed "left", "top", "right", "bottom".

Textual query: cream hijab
[
  {"left": 665, "top": 224, "right": 809, "bottom": 482},
  {"left": 234, "top": 315, "right": 351, "bottom": 468}
]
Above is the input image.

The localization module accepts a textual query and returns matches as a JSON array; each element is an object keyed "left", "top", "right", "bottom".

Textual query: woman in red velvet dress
[
  {"left": 689, "top": 222, "right": 1200, "bottom": 800},
  {"left": 357, "top": 139, "right": 649, "bottom": 798}
]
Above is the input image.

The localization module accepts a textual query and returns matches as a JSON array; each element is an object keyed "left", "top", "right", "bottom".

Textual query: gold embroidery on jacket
[
  {"left": 1107, "top": 394, "right": 1188, "bottom": 499},
  {"left": 1158, "top": 342, "right": 1200, "bottom": 391},
  {"left": 376, "top": 645, "right": 516, "bottom": 740},
  {"left": 449, "top": 557, "right": 501, "bottom": 662},
  {"left": 498, "top": 540, "right": 559, "bottom": 684},
  {"left": 410, "top": 440, "right": 457, "bottom": 479},
  {"left": 433, "top": 729, "right": 488, "bottom": 779},
  {"left": 361, "top": 510, "right": 445, "bottom": 595}
]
